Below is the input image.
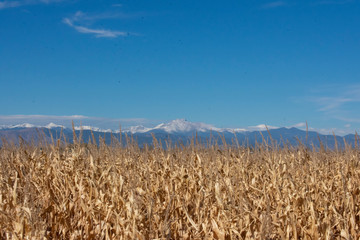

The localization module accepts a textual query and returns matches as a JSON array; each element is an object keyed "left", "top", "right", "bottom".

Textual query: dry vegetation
[{"left": 0, "top": 133, "right": 360, "bottom": 239}]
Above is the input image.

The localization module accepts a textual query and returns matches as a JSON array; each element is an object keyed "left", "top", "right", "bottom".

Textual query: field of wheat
[{"left": 0, "top": 134, "right": 359, "bottom": 239}]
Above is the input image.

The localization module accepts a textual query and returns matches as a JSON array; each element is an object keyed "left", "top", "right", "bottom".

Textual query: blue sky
[{"left": 1, "top": 0, "right": 359, "bottom": 134}]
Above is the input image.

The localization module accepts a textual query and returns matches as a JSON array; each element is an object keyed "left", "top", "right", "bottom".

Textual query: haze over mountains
[{"left": 0, "top": 119, "right": 358, "bottom": 149}]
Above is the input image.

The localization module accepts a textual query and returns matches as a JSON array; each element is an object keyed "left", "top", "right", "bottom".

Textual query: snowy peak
[
  {"left": 0, "top": 119, "right": 281, "bottom": 134},
  {"left": 221, "top": 128, "right": 247, "bottom": 133},
  {"left": 0, "top": 122, "right": 114, "bottom": 133},
  {"left": 127, "top": 125, "right": 151, "bottom": 134},
  {"left": 10, "top": 123, "right": 37, "bottom": 129},
  {"left": 152, "top": 119, "right": 221, "bottom": 133},
  {"left": 247, "top": 124, "right": 279, "bottom": 131},
  {"left": 45, "top": 123, "right": 65, "bottom": 129},
  {"left": 74, "top": 126, "right": 113, "bottom": 133},
  {"left": 0, "top": 122, "right": 65, "bottom": 130}
]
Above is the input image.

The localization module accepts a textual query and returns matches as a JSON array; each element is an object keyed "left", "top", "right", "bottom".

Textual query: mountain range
[{"left": 0, "top": 119, "right": 358, "bottom": 149}]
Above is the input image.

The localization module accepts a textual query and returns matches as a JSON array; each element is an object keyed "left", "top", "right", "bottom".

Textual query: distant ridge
[
  {"left": 0, "top": 119, "right": 358, "bottom": 149},
  {"left": 0, "top": 119, "right": 276, "bottom": 134}
]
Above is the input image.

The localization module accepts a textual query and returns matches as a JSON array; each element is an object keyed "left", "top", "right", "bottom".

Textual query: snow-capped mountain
[
  {"left": 0, "top": 119, "right": 357, "bottom": 148},
  {"left": 122, "top": 119, "right": 259, "bottom": 134},
  {"left": 127, "top": 125, "right": 152, "bottom": 134},
  {"left": 125, "top": 119, "right": 274, "bottom": 134},
  {"left": 74, "top": 126, "right": 113, "bottom": 133},
  {"left": 150, "top": 119, "right": 222, "bottom": 133},
  {"left": 45, "top": 123, "right": 65, "bottom": 129},
  {"left": 0, "top": 122, "right": 114, "bottom": 133},
  {"left": 9, "top": 123, "right": 38, "bottom": 129},
  {"left": 0, "top": 119, "right": 280, "bottom": 134},
  {"left": 0, "top": 122, "right": 65, "bottom": 130},
  {"left": 247, "top": 124, "right": 279, "bottom": 131}
]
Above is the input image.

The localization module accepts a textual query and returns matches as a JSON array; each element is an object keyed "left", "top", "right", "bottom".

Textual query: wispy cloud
[
  {"left": 63, "top": 11, "right": 130, "bottom": 38},
  {"left": 309, "top": 84, "right": 360, "bottom": 123},
  {"left": 261, "top": 1, "right": 287, "bottom": 9},
  {"left": 63, "top": 18, "right": 127, "bottom": 38},
  {"left": 335, "top": 116, "right": 360, "bottom": 123},
  {"left": 314, "top": 96, "right": 354, "bottom": 111},
  {"left": 0, "top": 0, "right": 66, "bottom": 9}
]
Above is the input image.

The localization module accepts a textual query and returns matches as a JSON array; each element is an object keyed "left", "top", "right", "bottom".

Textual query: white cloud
[
  {"left": 72, "top": 25, "right": 126, "bottom": 38},
  {"left": 63, "top": 11, "right": 130, "bottom": 38},
  {"left": 63, "top": 18, "right": 127, "bottom": 38}
]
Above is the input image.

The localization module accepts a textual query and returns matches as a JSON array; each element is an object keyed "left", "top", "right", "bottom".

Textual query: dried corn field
[{"left": 1, "top": 137, "right": 360, "bottom": 239}]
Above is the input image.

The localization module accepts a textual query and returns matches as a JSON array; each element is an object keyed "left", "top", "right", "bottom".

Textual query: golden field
[{"left": 0, "top": 135, "right": 359, "bottom": 239}]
